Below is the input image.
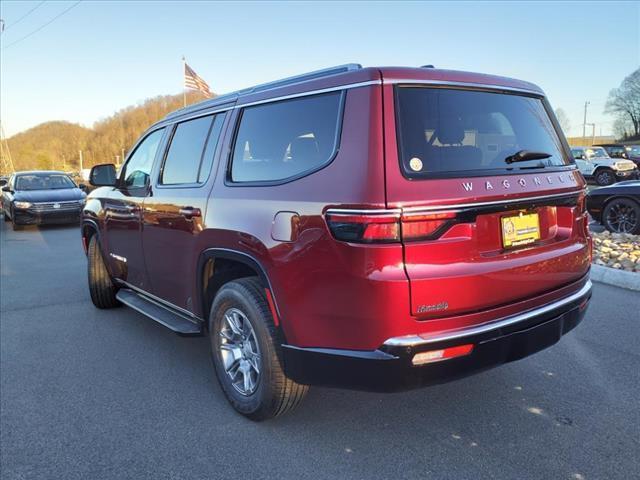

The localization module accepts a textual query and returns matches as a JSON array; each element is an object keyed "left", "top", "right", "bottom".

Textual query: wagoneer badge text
[{"left": 462, "top": 173, "right": 575, "bottom": 192}]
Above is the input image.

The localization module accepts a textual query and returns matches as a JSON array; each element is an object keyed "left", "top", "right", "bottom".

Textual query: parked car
[
  {"left": 82, "top": 64, "right": 592, "bottom": 420},
  {"left": 570, "top": 146, "right": 637, "bottom": 185},
  {"left": 594, "top": 143, "right": 630, "bottom": 160},
  {"left": 2, "top": 170, "right": 87, "bottom": 230},
  {"left": 624, "top": 144, "right": 640, "bottom": 167},
  {"left": 587, "top": 180, "right": 640, "bottom": 234}
]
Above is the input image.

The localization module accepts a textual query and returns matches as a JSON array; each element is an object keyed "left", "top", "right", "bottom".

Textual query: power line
[
  {"left": 1, "top": 1, "right": 81, "bottom": 51},
  {"left": 2, "top": 1, "right": 47, "bottom": 33}
]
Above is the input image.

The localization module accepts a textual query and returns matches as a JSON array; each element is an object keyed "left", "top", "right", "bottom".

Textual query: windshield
[
  {"left": 586, "top": 148, "right": 609, "bottom": 159},
  {"left": 395, "top": 87, "right": 570, "bottom": 177},
  {"left": 627, "top": 145, "right": 640, "bottom": 156},
  {"left": 15, "top": 174, "right": 76, "bottom": 191}
]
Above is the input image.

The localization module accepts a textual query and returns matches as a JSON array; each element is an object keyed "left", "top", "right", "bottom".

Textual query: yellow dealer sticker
[{"left": 501, "top": 212, "right": 540, "bottom": 248}]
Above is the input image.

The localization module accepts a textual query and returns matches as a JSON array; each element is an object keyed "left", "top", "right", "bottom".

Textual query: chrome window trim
[
  {"left": 235, "top": 80, "right": 380, "bottom": 108},
  {"left": 383, "top": 280, "right": 592, "bottom": 347},
  {"left": 156, "top": 80, "right": 381, "bottom": 129},
  {"left": 384, "top": 78, "right": 543, "bottom": 96}
]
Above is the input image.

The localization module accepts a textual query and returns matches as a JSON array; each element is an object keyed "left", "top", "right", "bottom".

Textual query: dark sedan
[
  {"left": 2, "top": 171, "right": 87, "bottom": 230},
  {"left": 587, "top": 180, "right": 640, "bottom": 234}
]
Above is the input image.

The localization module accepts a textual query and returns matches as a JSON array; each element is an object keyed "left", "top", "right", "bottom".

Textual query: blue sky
[{"left": 1, "top": 1, "right": 638, "bottom": 137}]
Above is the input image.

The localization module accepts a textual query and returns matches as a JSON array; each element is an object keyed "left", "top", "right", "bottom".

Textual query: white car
[{"left": 571, "top": 146, "right": 638, "bottom": 186}]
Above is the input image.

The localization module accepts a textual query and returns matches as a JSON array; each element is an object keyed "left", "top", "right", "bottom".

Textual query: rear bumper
[{"left": 282, "top": 280, "right": 592, "bottom": 392}]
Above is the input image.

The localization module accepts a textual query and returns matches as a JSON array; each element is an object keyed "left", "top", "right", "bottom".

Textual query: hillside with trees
[{"left": 5, "top": 91, "right": 209, "bottom": 172}]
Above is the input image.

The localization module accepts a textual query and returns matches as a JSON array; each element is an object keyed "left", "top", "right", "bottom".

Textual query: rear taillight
[
  {"left": 326, "top": 210, "right": 457, "bottom": 244},
  {"left": 401, "top": 212, "right": 457, "bottom": 241},
  {"left": 577, "top": 192, "right": 587, "bottom": 214},
  {"left": 326, "top": 212, "right": 401, "bottom": 243}
]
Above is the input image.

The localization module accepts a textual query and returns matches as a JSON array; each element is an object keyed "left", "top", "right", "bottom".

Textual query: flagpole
[{"left": 182, "top": 55, "right": 186, "bottom": 108}]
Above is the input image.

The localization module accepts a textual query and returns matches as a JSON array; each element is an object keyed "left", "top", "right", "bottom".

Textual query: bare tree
[
  {"left": 554, "top": 108, "right": 571, "bottom": 134},
  {"left": 613, "top": 116, "right": 633, "bottom": 140},
  {"left": 605, "top": 68, "right": 640, "bottom": 138}
]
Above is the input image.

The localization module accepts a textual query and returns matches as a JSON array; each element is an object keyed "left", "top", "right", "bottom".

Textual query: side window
[
  {"left": 161, "top": 115, "right": 213, "bottom": 185},
  {"left": 122, "top": 129, "right": 165, "bottom": 188},
  {"left": 198, "top": 114, "right": 226, "bottom": 183},
  {"left": 230, "top": 92, "right": 343, "bottom": 183}
]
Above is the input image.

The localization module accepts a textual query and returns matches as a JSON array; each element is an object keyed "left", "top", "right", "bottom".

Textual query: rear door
[
  {"left": 103, "top": 128, "right": 166, "bottom": 290},
  {"left": 142, "top": 111, "right": 228, "bottom": 311},
  {"left": 383, "top": 82, "right": 590, "bottom": 319}
]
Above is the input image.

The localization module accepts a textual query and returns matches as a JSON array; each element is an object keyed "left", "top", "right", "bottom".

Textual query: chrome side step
[{"left": 116, "top": 289, "right": 203, "bottom": 336}]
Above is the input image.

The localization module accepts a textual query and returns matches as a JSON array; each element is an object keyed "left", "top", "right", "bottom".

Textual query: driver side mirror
[
  {"left": 78, "top": 184, "right": 87, "bottom": 191},
  {"left": 89, "top": 164, "right": 117, "bottom": 187},
  {"left": 2, "top": 185, "right": 11, "bottom": 192}
]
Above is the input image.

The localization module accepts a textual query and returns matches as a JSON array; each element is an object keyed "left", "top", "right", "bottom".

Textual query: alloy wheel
[
  {"left": 605, "top": 201, "right": 638, "bottom": 233},
  {"left": 218, "top": 307, "right": 261, "bottom": 396},
  {"left": 596, "top": 171, "right": 614, "bottom": 185}
]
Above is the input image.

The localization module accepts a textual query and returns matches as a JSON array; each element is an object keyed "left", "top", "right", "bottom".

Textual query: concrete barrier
[{"left": 590, "top": 264, "right": 640, "bottom": 292}]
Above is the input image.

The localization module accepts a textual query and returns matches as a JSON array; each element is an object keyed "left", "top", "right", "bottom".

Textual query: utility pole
[
  {"left": 182, "top": 56, "right": 187, "bottom": 108},
  {"left": 582, "top": 101, "right": 590, "bottom": 145},
  {"left": 79, "top": 150, "right": 84, "bottom": 172},
  {"left": 588, "top": 123, "right": 596, "bottom": 146}
]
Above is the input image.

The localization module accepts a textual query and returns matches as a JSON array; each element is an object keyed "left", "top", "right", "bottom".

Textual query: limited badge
[{"left": 409, "top": 157, "right": 423, "bottom": 172}]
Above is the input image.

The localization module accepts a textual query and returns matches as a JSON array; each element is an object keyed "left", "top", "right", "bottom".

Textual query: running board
[{"left": 116, "top": 289, "right": 203, "bottom": 336}]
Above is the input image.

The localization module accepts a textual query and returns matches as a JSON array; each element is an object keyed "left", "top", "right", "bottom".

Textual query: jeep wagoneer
[{"left": 83, "top": 64, "right": 592, "bottom": 420}]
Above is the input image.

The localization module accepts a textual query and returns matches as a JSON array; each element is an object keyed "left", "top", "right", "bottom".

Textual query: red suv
[{"left": 83, "top": 64, "right": 592, "bottom": 420}]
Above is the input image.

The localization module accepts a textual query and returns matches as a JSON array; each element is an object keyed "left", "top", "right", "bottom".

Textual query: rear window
[
  {"left": 395, "top": 87, "right": 571, "bottom": 178},
  {"left": 230, "top": 92, "right": 343, "bottom": 183}
]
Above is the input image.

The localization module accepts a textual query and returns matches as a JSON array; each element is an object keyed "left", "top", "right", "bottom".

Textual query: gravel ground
[{"left": 592, "top": 231, "right": 640, "bottom": 272}]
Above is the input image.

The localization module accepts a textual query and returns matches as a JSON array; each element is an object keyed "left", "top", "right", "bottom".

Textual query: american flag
[{"left": 184, "top": 62, "right": 212, "bottom": 97}]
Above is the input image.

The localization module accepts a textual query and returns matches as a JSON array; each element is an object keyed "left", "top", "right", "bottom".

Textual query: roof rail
[
  {"left": 164, "top": 63, "right": 362, "bottom": 120},
  {"left": 250, "top": 63, "right": 362, "bottom": 93}
]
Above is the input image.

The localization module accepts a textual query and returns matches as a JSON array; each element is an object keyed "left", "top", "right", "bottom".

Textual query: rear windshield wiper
[{"left": 505, "top": 150, "right": 552, "bottom": 164}]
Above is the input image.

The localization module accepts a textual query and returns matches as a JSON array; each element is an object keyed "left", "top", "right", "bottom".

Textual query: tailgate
[
  {"left": 381, "top": 79, "right": 591, "bottom": 319},
  {"left": 397, "top": 179, "right": 590, "bottom": 318}
]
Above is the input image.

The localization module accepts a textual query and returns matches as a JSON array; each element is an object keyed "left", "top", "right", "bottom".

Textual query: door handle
[{"left": 179, "top": 207, "right": 201, "bottom": 219}]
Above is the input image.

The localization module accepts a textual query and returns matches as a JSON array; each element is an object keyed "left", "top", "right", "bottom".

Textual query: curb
[{"left": 590, "top": 264, "right": 640, "bottom": 292}]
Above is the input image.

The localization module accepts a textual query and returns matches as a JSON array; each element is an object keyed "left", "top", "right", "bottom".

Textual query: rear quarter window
[
  {"left": 230, "top": 92, "right": 343, "bottom": 183},
  {"left": 395, "top": 87, "right": 571, "bottom": 178}
]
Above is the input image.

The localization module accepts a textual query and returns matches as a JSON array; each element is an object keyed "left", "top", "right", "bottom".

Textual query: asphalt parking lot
[{"left": 1, "top": 222, "right": 639, "bottom": 480}]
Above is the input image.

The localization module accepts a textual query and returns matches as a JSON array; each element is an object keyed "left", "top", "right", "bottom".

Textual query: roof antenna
[{"left": 421, "top": 64, "right": 435, "bottom": 69}]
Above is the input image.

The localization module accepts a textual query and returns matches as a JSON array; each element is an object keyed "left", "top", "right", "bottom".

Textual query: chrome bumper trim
[{"left": 383, "top": 280, "right": 592, "bottom": 347}]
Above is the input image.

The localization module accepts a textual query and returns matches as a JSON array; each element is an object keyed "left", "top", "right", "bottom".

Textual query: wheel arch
[
  {"left": 603, "top": 195, "right": 640, "bottom": 210},
  {"left": 81, "top": 219, "right": 101, "bottom": 255},
  {"left": 197, "top": 248, "right": 282, "bottom": 329}
]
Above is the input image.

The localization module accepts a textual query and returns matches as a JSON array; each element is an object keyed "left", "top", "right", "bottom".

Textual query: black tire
[
  {"left": 602, "top": 198, "right": 640, "bottom": 234},
  {"left": 3, "top": 209, "right": 9, "bottom": 221},
  {"left": 209, "top": 277, "right": 308, "bottom": 421},
  {"left": 11, "top": 216, "right": 22, "bottom": 231},
  {"left": 87, "top": 235, "right": 120, "bottom": 308},
  {"left": 594, "top": 168, "right": 616, "bottom": 186}
]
